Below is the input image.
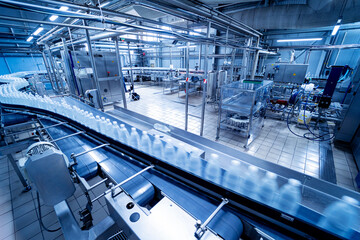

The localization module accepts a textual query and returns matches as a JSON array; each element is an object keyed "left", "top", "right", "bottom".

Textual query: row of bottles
[{"left": 0, "top": 73, "right": 359, "bottom": 238}]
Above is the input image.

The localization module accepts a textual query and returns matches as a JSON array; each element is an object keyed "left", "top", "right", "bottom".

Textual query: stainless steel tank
[{"left": 207, "top": 71, "right": 217, "bottom": 101}]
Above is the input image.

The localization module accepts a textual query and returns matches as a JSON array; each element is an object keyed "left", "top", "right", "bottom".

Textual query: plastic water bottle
[
  {"left": 152, "top": 135, "right": 164, "bottom": 159},
  {"left": 238, "top": 165, "right": 258, "bottom": 198},
  {"left": 175, "top": 143, "right": 188, "bottom": 169},
  {"left": 255, "top": 172, "right": 278, "bottom": 205},
  {"left": 318, "top": 196, "right": 359, "bottom": 238},
  {"left": 276, "top": 178, "right": 301, "bottom": 215},
  {"left": 163, "top": 139, "right": 176, "bottom": 163},
  {"left": 112, "top": 121, "right": 120, "bottom": 140},
  {"left": 118, "top": 124, "right": 129, "bottom": 144},
  {"left": 99, "top": 117, "right": 107, "bottom": 133},
  {"left": 204, "top": 153, "right": 222, "bottom": 184},
  {"left": 187, "top": 151, "right": 202, "bottom": 176},
  {"left": 129, "top": 127, "right": 140, "bottom": 149},
  {"left": 95, "top": 115, "right": 102, "bottom": 132},
  {"left": 223, "top": 160, "right": 241, "bottom": 191},
  {"left": 105, "top": 119, "right": 113, "bottom": 138},
  {"left": 140, "top": 131, "right": 152, "bottom": 154}
]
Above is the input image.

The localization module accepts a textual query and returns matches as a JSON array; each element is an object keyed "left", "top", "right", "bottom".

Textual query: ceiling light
[
  {"left": 99, "top": 2, "right": 110, "bottom": 8},
  {"left": 177, "top": 45, "right": 197, "bottom": 48},
  {"left": 49, "top": 15, "right": 58, "bottom": 21},
  {"left": 26, "top": 36, "right": 33, "bottom": 42},
  {"left": 59, "top": 6, "right": 69, "bottom": 11},
  {"left": 33, "top": 27, "right": 44, "bottom": 36},
  {"left": 331, "top": 25, "right": 341, "bottom": 36},
  {"left": 277, "top": 38, "right": 323, "bottom": 42}
]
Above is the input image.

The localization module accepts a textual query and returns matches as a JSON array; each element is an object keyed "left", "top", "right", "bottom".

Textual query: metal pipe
[
  {"left": 185, "top": 42, "right": 190, "bottom": 131},
  {"left": 127, "top": 42, "right": 135, "bottom": 93},
  {"left": 50, "top": 131, "right": 84, "bottom": 143},
  {"left": 41, "top": 51, "right": 56, "bottom": 90},
  {"left": 250, "top": 38, "right": 260, "bottom": 80},
  {"left": 111, "top": 165, "right": 154, "bottom": 197},
  {"left": 84, "top": 20, "right": 104, "bottom": 111},
  {"left": 71, "top": 143, "right": 110, "bottom": 159},
  {"left": 114, "top": 37, "right": 128, "bottom": 109},
  {"left": 200, "top": 22, "right": 211, "bottom": 137},
  {"left": 61, "top": 38, "right": 78, "bottom": 95}
]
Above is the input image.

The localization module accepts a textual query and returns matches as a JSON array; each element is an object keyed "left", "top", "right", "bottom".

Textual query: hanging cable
[{"left": 37, "top": 192, "right": 61, "bottom": 232}]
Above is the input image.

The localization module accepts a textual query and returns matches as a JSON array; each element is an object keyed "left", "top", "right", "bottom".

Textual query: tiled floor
[
  {"left": 0, "top": 151, "right": 110, "bottom": 240},
  {"left": 110, "top": 85, "right": 359, "bottom": 192}
]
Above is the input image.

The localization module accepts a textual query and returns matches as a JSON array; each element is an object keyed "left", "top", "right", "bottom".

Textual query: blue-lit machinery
[{"left": 1, "top": 73, "right": 360, "bottom": 240}]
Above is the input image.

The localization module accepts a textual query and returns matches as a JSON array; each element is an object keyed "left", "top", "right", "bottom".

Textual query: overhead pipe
[{"left": 134, "top": 0, "right": 261, "bottom": 37}]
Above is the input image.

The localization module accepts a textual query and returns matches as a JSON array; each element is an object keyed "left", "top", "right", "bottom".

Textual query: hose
[{"left": 36, "top": 192, "right": 61, "bottom": 232}]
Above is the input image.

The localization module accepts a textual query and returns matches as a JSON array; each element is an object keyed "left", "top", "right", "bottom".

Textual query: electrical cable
[{"left": 36, "top": 192, "right": 61, "bottom": 232}]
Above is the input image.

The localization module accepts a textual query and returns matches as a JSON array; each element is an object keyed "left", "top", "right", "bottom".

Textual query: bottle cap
[
  {"left": 142, "top": 131, "right": 148, "bottom": 134},
  {"left": 120, "top": 124, "right": 125, "bottom": 127},
  {"left": 249, "top": 165, "right": 258, "bottom": 173},
  {"left": 131, "top": 127, "right": 136, "bottom": 131},
  {"left": 230, "top": 160, "right": 241, "bottom": 167},
  {"left": 289, "top": 178, "right": 301, "bottom": 187},
  {"left": 210, "top": 153, "right": 219, "bottom": 161},
  {"left": 266, "top": 171, "right": 277, "bottom": 179},
  {"left": 342, "top": 196, "right": 359, "bottom": 205},
  {"left": 112, "top": 121, "right": 117, "bottom": 125}
]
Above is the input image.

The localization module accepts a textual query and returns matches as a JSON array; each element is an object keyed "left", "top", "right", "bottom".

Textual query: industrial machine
[
  {"left": 1, "top": 73, "right": 360, "bottom": 240},
  {"left": 216, "top": 80, "right": 272, "bottom": 148}
]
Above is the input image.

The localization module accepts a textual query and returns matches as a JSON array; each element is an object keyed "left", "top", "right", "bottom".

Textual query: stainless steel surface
[
  {"left": 41, "top": 50, "right": 56, "bottom": 90},
  {"left": 25, "top": 143, "right": 75, "bottom": 206},
  {"left": 264, "top": 63, "right": 308, "bottom": 84},
  {"left": 45, "top": 44, "right": 61, "bottom": 92},
  {"left": 185, "top": 42, "right": 190, "bottom": 131},
  {"left": 106, "top": 191, "right": 221, "bottom": 240}
]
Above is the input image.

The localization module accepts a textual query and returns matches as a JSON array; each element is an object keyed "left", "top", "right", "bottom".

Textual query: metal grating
[{"left": 108, "top": 230, "right": 128, "bottom": 240}]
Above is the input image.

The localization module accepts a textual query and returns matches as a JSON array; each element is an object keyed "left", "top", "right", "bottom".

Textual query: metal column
[
  {"left": 114, "top": 37, "right": 127, "bottom": 109},
  {"left": 250, "top": 38, "right": 260, "bottom": 80},
  {"left": 41, "top": 51, "right": 56, "bottom": 90},
  {"left": 127, "top": 42, "right": 135, "bottom": 94},
  {"left": 185, "top": 42, "right": 190, "bottom": 131},
  {"left": 45, "top": 44, "right": 61, "bottom": 92},
  {"left": 200, "top": 22, "right": 211, "bottom": 137},
  {"left": 84, "top": 20, "right": 104, "bottom": 111}
]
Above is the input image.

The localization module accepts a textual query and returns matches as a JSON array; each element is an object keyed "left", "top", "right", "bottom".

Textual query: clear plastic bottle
[
  {"left": 105, "top": 119, "right": 113, "bottom": 138},
  {"left": 204, "top": 153, "right": 222, "bottom": 184},
  {"left": 187, "top": 151, "right": 202, "bottom": 176},
  {"left": 152, "top": 135, "right": 164, "bottom": 159},
  {"left": 238, "top": 165, "right": 258, "bottom": 198},
  {"left": 118, "top": 124, "right": 129, "bottom": 145},
  {"left": 112, "top": 121, "right": 121, "bottom": 140},
  {"left": 95, "top": 115, "right": 102, "bottom": 132},
  {"left": 318, "top": 196, "right": 359, "bottom": 238},
  {"left": 275, "top": 178, "right": 301, "bottom": 215},
  {"left": 129, "top": 127, "right": 140, "bottom": 149},
  {"left": 99, "top": 116, "right": 107, "bottom": 133},
  {"left": 163, "top": 139, "right": 176, "bottom": 163},
  {"left": 140, "top": 131, "right": 152, "bottom": 154},
  {"left": 222, "top": 160, "right": 242, "bottom": 191},
  {"left": 255, "top": 172, "right": 278, "bottom": 205},
  {"left": 175, "top": 143, "right": 188, "bottom": 169}
]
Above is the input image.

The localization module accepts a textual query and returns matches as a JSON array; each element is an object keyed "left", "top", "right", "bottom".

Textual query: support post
[
  {"left": 84, "top": 20, "right": 104, "bottom": 111},
  {"left": 127, "top": 42, "right": 135, "bottom": 94},
  {"left": 114, "top": 37, "right": 127, "bottom": 109},
  {"left": 250, "top": 37, "right": 260, "bottom": 80},
  {"left": 185, "top": 42, "right": 190, "bottom": 131}
]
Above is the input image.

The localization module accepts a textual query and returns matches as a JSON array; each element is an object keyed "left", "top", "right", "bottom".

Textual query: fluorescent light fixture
[
  {"left": 177, "top": 45, "right": 197, "bottom": 48},
  {"left": 331, "top": 25, "right": 341, "bottom": 36},
  {"left": 33, "top": 27, "right": 44, "bottom": 36},
  {"left": 49, "top": 15, "right": 58, "bottom": 21},
  {"left": 26, "top": 36, "right": 33, "bottom": 42},
  {"left": 277, "top": 38, "right": 322, "bottom": 42},
  {"left": 59, "top": 6, "right": 69, "bottom": 11},
  {"left": 99, "top": 2, "right": 110, "bottom": 8}
]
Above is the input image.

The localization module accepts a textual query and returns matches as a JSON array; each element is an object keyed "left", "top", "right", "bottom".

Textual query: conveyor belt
[{"left": 39, "top": 118, "right": 244, "bottom": 240}]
